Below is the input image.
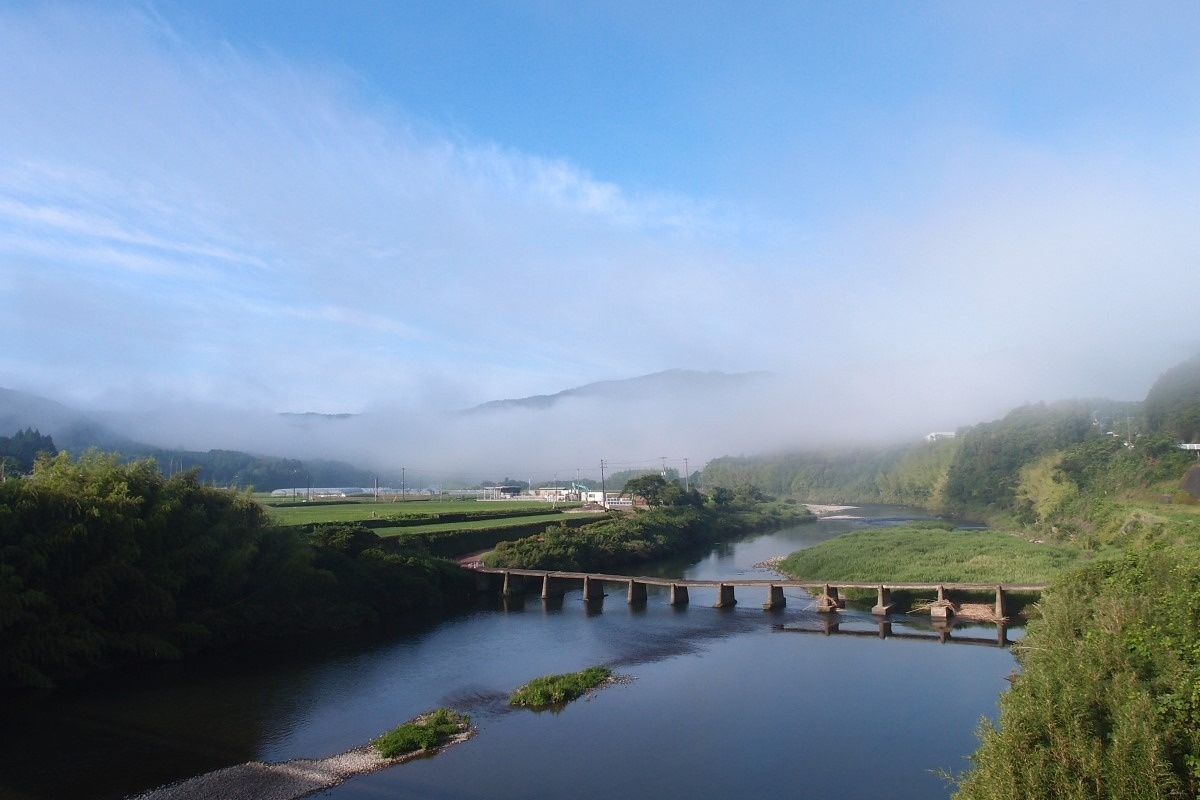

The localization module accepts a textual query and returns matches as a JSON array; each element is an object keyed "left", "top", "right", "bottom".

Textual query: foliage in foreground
[
  {"left": 508, "top": 666, "right": 613, "bottom": 708},
  {"left": 374, "top": 708, "right": 470, "bottom": 758},
  {"left": 955, "top": 533, "right": 1200, "bottom": 799},
  {"left": 0, "top": 452, "right": 474, "bottom": 689},
  {"left": 777, "top": 522, "right": 1086, "bottom": 585}
]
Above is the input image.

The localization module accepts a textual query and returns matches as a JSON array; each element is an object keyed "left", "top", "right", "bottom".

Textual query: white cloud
[{"left": 0, "top": 2, "right": 1197, "bottom": 468}]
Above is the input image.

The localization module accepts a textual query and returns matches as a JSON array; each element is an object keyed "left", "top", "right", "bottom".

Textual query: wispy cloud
[{"left": 0, "top": 2, "right": 1197, "bottom": 469}]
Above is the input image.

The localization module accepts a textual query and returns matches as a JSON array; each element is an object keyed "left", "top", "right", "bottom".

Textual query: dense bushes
[
  {"left": 955, "top": 534, "right": 1200, "bottom": 798},
  {"left": 0, "top": 453, "right": 472, "bottom": 689}
]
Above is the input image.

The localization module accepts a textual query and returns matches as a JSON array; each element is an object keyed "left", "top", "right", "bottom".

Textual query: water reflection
[
  {"left": 1, "top": 505, "right": 1018, "bottom": 800},
  {"left": 778, "top": 616, "right": 1014, "bottom": 647}
]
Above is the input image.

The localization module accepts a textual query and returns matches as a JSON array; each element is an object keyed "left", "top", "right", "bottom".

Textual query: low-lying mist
[{"left": 82, "top": 352, "right": 1175, "bottom": 485}]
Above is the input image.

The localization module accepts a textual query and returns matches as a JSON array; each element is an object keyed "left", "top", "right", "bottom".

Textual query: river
[{"left": 0, "top": 506, "right": 1017, "bottom": 800}]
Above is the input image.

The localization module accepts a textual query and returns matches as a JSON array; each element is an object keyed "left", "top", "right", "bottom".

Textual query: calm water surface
[{"left": 0, "top": 506, "right": 1017, "bottom": 800}]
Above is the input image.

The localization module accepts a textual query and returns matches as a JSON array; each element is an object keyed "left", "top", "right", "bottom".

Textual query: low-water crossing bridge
[{"left": 471, "top": 567, "right": 1046, "bottom": 621}]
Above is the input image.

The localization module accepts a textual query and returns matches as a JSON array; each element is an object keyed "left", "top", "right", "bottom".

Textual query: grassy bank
[{"left": 777, "top": 521, "right": 1089, "bottom": 585}]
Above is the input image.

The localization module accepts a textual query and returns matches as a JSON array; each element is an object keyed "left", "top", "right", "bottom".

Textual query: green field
[
  {"left": 374, "top": 512, "right": 601, "bottom": 537},
  {"left": 259, "top": 497, "right": 573, "bottom": 526}
]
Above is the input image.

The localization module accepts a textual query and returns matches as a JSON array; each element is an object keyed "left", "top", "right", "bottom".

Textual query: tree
[
  {"left": 710, "top": 486, "right": 735, "bottom": 507},
  {"left": 623, "top": 473, "right": 668, "bottom": 506},
  {"left": 0, "top": 427, "right": 57, "bottom": 474}
]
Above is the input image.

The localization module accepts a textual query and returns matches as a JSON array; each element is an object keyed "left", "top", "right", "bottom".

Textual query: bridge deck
[{"left": 472, "top": 567, "right": 1046, "bottom": 592}]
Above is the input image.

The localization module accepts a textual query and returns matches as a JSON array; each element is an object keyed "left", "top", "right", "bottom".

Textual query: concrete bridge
[{"left": 471, "top": 567, "right": 1046, "bottom": 621}]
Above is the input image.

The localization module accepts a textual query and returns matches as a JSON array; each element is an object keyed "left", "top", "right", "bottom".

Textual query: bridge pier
[
  {"left": 871, "top": 585, "right": 895, "bottom": 616},
  {"left": 541, "top": 575, "right": 570, "bottom": 599},
  {"left": 762, "top": 584, "right": 786, "bottom": 610},
  {"left": 931, "top": 584, "right": 955, "bottom": 619},
  {"left": 502, "top": 571, "right": 527, "bottom": 597},
  {"left": 583, "top": 575, "right": 605, "bottom": 603},
  {"left": 994, "top": 585, "right": 1007, "bottom": 620},
  {"left": 669, "top": 583, "right": 689, "bottom": 606},
  {"left": 816, "top": 584, "right": 844, "bottom": 613},
  {"left": 627, "top": 580, "right": 648, "bottom": 604},
  {"left": 714, "top": 583, "right": 737, "bottom": 608}
]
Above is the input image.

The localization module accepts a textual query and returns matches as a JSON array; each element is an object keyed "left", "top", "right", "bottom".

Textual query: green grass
[
  {"left": 508, "top": 666, "right": 613, "bottom": 708},
  {"left": 375, "top": 512, "right": 602, "bottom": 537},
  {"left": 778, "top": 522, "right": 1088, "bottom": 585},
  {"left": 260, "top": 499, "right": 573, "bottom": 526},
  {"left": 373, "top": 708, "right": 470, "bottom": 758}
]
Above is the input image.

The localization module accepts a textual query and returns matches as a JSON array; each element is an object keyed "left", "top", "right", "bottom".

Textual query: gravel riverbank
[{"left": 128, "top": 729, "right": 474, "bottom": 800}]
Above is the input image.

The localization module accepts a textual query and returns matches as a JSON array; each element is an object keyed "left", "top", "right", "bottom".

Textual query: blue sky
[{"left": 2, "top": 1, "right": 1199, "bottom": 446}]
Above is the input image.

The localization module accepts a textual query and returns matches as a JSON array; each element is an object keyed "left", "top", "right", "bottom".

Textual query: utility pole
[
  {"left": 402, "top": 467, "right": 406, "bottom": 501},
  {"left": 600, "top": 459, "right": 607, "bottom": 509},
  {"left": 684, "top": 458, "right": 689, "bottom": 491}
]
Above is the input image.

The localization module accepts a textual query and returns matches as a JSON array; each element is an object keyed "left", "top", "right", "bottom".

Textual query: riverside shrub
[{"left": 954, "top": 539, "right": 1200, "bottom": 799}]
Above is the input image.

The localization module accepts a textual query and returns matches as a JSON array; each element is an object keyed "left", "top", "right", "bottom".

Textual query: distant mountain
[
  {"left": 461, "top": 369, "right": 772, "bottom": 414},
  {"left": 279, "top": 411, "right": 358, "bottom": 430},
  {"left": 0, "top": 388, "right": 140, "bottom": 454},
  {"left": 0, "top": 389, "right": 375, "bottom": 489}
]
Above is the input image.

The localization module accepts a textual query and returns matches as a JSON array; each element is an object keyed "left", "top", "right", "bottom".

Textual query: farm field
[
  {"left": 257, "top": 497, "right": 577, "bottom": 526},
  {"left": 374, "top": 512, "right": 603, "bottom": 537}
]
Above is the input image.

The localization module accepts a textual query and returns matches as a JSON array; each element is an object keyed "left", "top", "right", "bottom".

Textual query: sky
[{"left": 2, "top": 1, "right": 1199, "bottom": 473}]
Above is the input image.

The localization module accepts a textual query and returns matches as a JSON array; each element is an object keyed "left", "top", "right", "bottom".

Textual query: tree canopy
[{"left": 0, "top": 451, "right": 471, "bottom": 689}]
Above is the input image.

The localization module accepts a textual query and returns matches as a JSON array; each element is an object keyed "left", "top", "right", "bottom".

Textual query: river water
[{"left": 1, "top": 506, "right": 1017, "bottom": 800}]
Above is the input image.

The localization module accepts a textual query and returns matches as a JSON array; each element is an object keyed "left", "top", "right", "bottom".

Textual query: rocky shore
[{"left": 129, "top": 727, "right": 474, "bottom": 800}]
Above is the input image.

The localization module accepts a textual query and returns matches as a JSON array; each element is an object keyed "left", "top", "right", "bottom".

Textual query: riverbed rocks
[{"left": 128, "top": 728, "right": 475, "bottom": 800}]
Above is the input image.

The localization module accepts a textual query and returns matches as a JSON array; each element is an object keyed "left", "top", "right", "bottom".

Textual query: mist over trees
[
  {"left": 702, "top": 354, "right": 1200, "bottom": 539},
  {"left": 1145, "top": 352, "right": 1200, "bottom": 442}
]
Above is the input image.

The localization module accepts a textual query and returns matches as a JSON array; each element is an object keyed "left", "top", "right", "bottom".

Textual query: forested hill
[{"left": 702, "top": 354, "right": 1200, "bottom": 540}]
